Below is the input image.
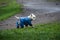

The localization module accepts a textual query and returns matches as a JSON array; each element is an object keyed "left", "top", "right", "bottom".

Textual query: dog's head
[{"left": 28, "top": 13, "right": 36, "bottom": 20}]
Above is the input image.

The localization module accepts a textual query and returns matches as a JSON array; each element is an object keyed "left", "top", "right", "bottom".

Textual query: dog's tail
[{"left": 15, "top": 16, "right": 20, "bottom": 19}]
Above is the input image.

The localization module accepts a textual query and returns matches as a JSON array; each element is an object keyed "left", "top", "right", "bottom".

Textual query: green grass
[
  {"left": 0, "top": 21, "right": 60, "bottom": 40},
  {"left": 0, "top": 0, "right": 23, "bottom": 21}
]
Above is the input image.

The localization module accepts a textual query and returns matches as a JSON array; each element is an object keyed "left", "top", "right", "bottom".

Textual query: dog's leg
[
  {"left": 20, "top": 23, "right": 24, "bottom": 28},
  {"left": 29, "top": 24, "right": 34, "bottom": 28},
  {"left": 16, "top": 21, "right": 19, "bottom": 28},
  {"left": 25, "top": 24, "right": 28, "bottom": 27}
]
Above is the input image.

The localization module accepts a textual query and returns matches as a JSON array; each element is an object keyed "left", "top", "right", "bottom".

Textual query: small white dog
[{"left": 15, "top": 13, "right": 36, "bottom": 28}]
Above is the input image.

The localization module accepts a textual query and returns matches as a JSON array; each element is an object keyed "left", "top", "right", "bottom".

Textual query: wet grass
[
  {"left": 0, "top": 0, "right": 23, "bottom": 21},
  {"left": 0, "top": 21, "right": 60, "bottom": 40}
]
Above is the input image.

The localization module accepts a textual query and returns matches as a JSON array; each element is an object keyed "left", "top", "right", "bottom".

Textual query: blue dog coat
[{"left": 16, "top": 17, "right": 32, "bottom": 28}]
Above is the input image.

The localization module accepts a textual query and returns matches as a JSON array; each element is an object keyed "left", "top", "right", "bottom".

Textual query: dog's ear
[
  {"left": 31, "top": 13, "right": 34, "bottom": 15},
  {"left": 31, "top": 14, "right": 32, "bottom": 17},
  {"left": 29, "top": 13, "right": 32, "bottom": 17}
]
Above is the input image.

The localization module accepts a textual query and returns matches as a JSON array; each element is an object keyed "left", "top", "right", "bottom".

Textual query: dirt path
[{"left": 0, "top": 0, "right": 60, "bottom": 29}]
